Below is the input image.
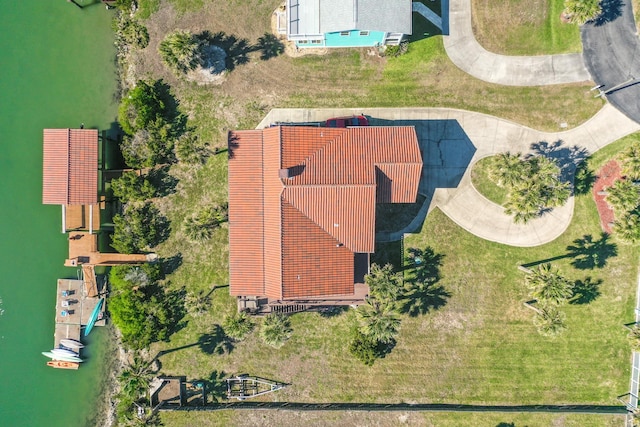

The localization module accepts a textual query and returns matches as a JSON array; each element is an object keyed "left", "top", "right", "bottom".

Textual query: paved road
[
  {"left": 582, "top": 1, "right": 640, "bottom": 123},
  {"left": 442, "top": 0, "right": 591, "bottom": 86},
  {"left": 258, "top": 106, "right": 640, "bottom": 246}
]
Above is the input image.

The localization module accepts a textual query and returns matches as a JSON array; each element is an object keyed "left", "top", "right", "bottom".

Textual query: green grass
[
  {"left": 472, "top": 0, "right": 582, "bottom": 55},
  {"left": 285, "top": 37, "right": 602, "bottom": 131},
  {"left": 117, "top": 2, "right": 638, "bottom": 423},
  {"left": 162, "top": 410, "right": 625, "bottom": 426},
  {"left": 149, "top": 137, "right": 639, "bottom": 409},
  {"left": 470, "top": 157, "right": 509, "bottom": 205}
]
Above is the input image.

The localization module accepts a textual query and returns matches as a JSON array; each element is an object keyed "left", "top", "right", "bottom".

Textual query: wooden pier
[
  {"left": 49, "top": 279, "right": 106, "bottom": 368},
  {"left": 65, "top": 231, "right": 153, "bottom": 267}
]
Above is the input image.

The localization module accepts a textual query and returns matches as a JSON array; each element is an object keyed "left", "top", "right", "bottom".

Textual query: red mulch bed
[{"left": 593, "top": 160, "right": 621, "bottom": 233}]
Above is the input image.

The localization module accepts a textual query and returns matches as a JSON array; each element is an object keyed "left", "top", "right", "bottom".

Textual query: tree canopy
[
  {"left": 111, "top": 202, "right": 169, "bottom": 254},
  {"left": 110, "top": 171, "right": 156, "bottom": 204},
  {"left": 489, "top": 153, "right": 570, "bottom": 223},
  {"left": 158, "top": 30, "right": 201, "bottom": 75},
  {"left": 108, "top": 265, "right": 184, "bottom": 350},
  {"left": 563, "top": 0, "right": 602, "bottom": 25}
]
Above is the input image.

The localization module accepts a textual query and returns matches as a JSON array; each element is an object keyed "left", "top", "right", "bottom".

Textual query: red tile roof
[
  {"left": 228, "top": 126, "right": 422, "bottom": 300},
  {"left": 42, "top": 129, "right": 98, "bottom": 205}
]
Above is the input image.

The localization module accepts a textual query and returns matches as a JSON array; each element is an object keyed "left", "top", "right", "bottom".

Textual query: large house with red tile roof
[{"left": 228, "top": 125, "right": 422, "bottom": 313}]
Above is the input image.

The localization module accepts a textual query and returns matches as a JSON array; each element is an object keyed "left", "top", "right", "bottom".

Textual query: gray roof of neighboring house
[{"left": 288, "top": 0, "right": 412, "bottom": 36}]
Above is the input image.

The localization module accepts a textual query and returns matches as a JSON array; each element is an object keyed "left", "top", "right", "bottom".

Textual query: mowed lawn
[
  {"left": 472, "top": 0, "right": 582, "bottom": 55},
  {"left": 126, "top": 1, "right": 636, "bottom": 424},
  {"left": 153, "top": 137, "right": 637, "bottom": 410},
  {"left": 161, "top": 410, "right": 624, "bottom": 426}
]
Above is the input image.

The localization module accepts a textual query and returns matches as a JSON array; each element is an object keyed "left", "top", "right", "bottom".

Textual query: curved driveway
[
  {"left": 258, "top": 106, "right": 640, "bottom": 247},
  {"left": 443, "top": 0, "right": 591, "bottom": 85},
  {"left": 582, "top": 1, "right": 640, "bottom": 122}
]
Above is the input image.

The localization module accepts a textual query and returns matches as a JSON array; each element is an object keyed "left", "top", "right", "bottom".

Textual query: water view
[{"left": 0, "top": 2, "right": 118, "bottom": 426}]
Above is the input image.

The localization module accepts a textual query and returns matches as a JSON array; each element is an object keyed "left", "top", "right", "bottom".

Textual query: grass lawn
[
  {"left": 111, "top": 1, "right": 637, "bottom": 425},
  {"left": 472, "top": 0, "right": 583, "bottom": 55},
  {"left": 470, "top": 157, "right": 509, "bottom": 205},
  {"left": 152, "top": 135, "right": 638, "bottom": 415},
  {"left": 161, "top": 410, "right": 624, "bottom": 426},
  {"left": 131, "top": 0, "right": 602, "bottom": 139}
]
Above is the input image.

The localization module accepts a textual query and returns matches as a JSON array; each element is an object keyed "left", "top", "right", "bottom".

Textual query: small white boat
[
  {"left": 60, "top": 338, "right": 84, "bottom": 349},
  {"left": 51, "top": 348, "right": 78, "bottom": 357},
  {"left": 42, "top": 351, "right": 83, "bottom": 363}
]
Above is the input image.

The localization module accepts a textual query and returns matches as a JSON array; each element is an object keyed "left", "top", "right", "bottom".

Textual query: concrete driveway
[
  {"left": 442, "top": 0, "right": 591, "bottom": 86},
  {"left": 257, "top": 106, "right": 640, "bottom": 247}
]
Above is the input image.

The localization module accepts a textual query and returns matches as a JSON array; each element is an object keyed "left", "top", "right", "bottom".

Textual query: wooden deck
[
  {"left": 49, "top": 279, "right": 106, "bottom": 368},
  {"left": 65, "top": 203, "right": 101, "bottom": 232},
  {"left": 65, "top": 232, "right": 152, "bottom": 267},
  {"left": 55, "top": 279, "right": 105, "bottom": 329}
]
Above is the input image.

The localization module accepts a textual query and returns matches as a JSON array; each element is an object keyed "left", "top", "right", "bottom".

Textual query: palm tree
[
  {"left": 223, "top": 311, "right": 254, "bottom": 341},
  {"left": 563, "top": 0, "right": 602, "bottom": 25},
  {"left": 260, "top": 313, "right": 292, "bottom": 348},
  {"left": 365, "top": 263, "right": 402, "bottom": 303},
  {"left": 356, "top": 298, "right": 401, "bottom": 344},
  {"left": 525, "top": 263, "right": 573, "bottom": 305},
  {"left": 614, "top": 209, "right": 640, "bottom": 243},
  {"left": 533, "top": 305, "right": 567, "bottom": 337},
  {"left": 118, "top": 352, "right": 156, "bottom": 401},
  {"left": 158, "top": 30, "right": 201, "bottom": 75},
  {"left": 183, "top": 208, "right": 222, "bottom": 243},
  {"left": 488, "top": 152, "right": 523, "bottom": 188},
  {"left": 605, "top": 179, "right": 640, "bottom": 213},
  {"left": 185, "top": 289, "right": 212, "bottom": 317},
  {"left": 620, "top": 141, "right": 640, "bottom": 181}
]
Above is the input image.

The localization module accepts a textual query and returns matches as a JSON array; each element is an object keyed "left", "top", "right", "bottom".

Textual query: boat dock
[
  {"left": 51, "top": 279, "right": 105, "bottom": 356},
  {"left": 65, "top": 231, "right": 154, "bottom": 267}
]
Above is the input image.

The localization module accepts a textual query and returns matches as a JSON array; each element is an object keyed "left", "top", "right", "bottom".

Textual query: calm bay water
[{"left": 0, "top": 2, "right": 118, "bottom": 426}]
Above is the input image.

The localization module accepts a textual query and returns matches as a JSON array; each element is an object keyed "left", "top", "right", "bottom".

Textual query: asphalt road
[{"left": 582, "top": 0, "right": 640, "bottom": 123}]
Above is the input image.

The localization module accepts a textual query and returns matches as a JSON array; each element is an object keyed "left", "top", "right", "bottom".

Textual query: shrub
[
  {"left": 223, "top": 311, "right": 255, "bottom": 341},
  {"left": 110, "top": 171, "right": 156, "bottom": 203},
  {"left": 183, "top": 205, "right": 228, "bottom": 243},
  {"left": 563, "top": 0, "right": 602, "bottom": 25},
  {"left": 260, "top": 313, "right": 292, "bottom": 348},
  {"left": 118, "top": 16, "right": 149, "bottom": 49},
  {"left": 111, "top": 202, "right": 169, "bottom": 253},
  {"left": 383, "top": 40, "right": 409, "bottom": 57}
]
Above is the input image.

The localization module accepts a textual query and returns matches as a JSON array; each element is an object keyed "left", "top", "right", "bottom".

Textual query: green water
[{"left": 0, "top": 2, "right": 118, "bottom": 426}]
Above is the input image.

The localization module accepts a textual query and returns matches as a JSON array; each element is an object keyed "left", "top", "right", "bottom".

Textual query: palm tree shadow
[
  {"left": 401, "top": 282, "right": 451, "bottom": 317},
  {"left": 594, "top": 0, "right": 624, "bottom": 26},
  {"left": 570, "top": 277, "right": 602, "bottom": 305},
  {"left": 523, "top": 233, "right": 617, "bottom": 270},
  {"left": 255, "top": 33, "right": 285, "bottom": 60},
  {"left": 202, "top": 370, "right": 228, "bottom": 403},
  {"left": 196, "top": 31, "right": 251, "bottom": 71},
  {"left": 566, "top": 232, "right": 617, "bottom": 269},
  {"left": 402, "top": 246, "right": 450, "bottom": 317},
  {"left": 529, "top": 140, "right": 590, "bottom": 190},
  {"left": 153, "top": 326, "right": 233, "bottom": 359}
]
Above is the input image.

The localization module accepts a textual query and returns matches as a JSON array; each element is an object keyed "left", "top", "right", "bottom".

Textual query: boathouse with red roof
[{"left": 43, "top": 128, "right": 99, "bottom": 233}]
